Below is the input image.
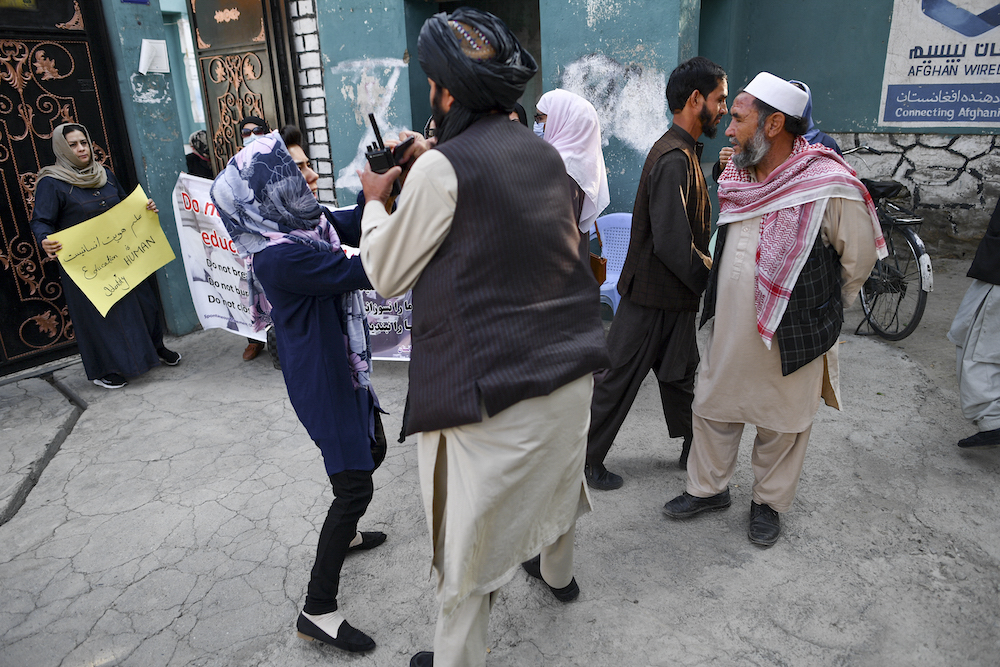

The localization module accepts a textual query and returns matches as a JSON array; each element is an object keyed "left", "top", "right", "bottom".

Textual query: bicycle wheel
[{"left": 860, "top": 224, "right": 928, "bottom": 341}]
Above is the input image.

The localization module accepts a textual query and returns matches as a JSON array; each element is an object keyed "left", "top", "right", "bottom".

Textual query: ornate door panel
[
  {"left": 186, "top": 0, "right": 296, "bottom": 174},
  {"left": 0, "top": 0, "right": 136, "bottom": 376}
]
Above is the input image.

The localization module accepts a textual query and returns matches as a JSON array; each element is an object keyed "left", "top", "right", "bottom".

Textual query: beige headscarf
[{"left": 36, "top": 123, "right": 108, "bottom": 189}]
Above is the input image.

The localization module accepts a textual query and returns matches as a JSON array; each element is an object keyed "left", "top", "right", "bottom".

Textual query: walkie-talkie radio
[{"left": 365, "top": 113, "right": 412, "bottom": 197}]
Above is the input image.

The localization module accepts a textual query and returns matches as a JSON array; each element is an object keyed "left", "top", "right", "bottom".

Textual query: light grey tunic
[
  {"left": 360, "top": 150, "right": 592, "bottom": 617},
  {"left": 948, "top": 280, "right": 1000, "bottom": 432}
]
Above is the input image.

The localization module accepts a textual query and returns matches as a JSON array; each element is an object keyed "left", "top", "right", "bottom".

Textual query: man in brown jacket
[{"left": 586, "top": 56, "right": 727, "bottom": 490}]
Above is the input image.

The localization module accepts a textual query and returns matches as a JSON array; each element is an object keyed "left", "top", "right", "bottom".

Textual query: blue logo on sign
[{"left": 922, "top": 0, "right": 1000, "bottom": 37}]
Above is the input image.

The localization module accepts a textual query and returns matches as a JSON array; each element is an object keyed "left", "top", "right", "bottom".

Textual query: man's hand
[
  {"left": 359, "top": 163, "right": 402, "bottom": 205},
  {"left": 719, "top": 146, "right": 733, "bottom": 169},
  {"left": 386, "top": 130, "right": 436, "bottom": 167}
]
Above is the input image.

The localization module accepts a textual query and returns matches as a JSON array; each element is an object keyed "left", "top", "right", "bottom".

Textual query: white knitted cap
[{"left": 743, "top": 72, "right": 808, "bottom": 117}]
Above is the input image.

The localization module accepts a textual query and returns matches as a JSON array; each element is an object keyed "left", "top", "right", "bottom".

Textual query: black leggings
[{"left": 303, "top": 468, "right": 374, "bottom": 615}]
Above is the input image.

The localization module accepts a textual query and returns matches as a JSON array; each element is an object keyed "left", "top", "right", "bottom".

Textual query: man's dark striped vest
[
  {"left": 405, "top": 114, "right": 610, "bottom": 435},
  {"left": 701, "top": 222, "right": 843, "bottom": 376},
  {"left": 618, "top": 126, "right": 711, "bottom": 311}
]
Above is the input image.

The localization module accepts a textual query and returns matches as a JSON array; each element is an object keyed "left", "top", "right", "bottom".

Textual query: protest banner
[
  {"left": 173, "top": 174, "right": 413, "bottom": 357},
  {"left": 364, "top": 289, "right": 412, "bottom": 360},
  {"left": 880, "top": 0, "right": 1000, "bottom": 127},
  {"left": 172, "top": 173, "right": 264, "bottom": 341},
  {"left": 50, "top": 184, "right": 175, "bottom": 317},
  {"left": 339, "top": 243, "right": 412, "bottom": 361}
]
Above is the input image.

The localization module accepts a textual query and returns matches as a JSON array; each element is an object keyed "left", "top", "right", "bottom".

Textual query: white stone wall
[
  {"left": 288, "top": 0, "right": 337, "bottom": 206},
  {"left": 832, "top": 132, "right": 998, "bottom": 257}
]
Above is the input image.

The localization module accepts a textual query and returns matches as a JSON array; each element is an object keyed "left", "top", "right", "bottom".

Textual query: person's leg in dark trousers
[
  {"left": 653, "top": 311, "right": 698, "bottom": 468},
  {"left": 304, "top": 468, "right": 374, "bottom": 614},
  {"left": 586, "top": 296, "right": 665, "bottom": 487},
  {"left": 656, "top": 370, "right": 695, "bottom": 466}
]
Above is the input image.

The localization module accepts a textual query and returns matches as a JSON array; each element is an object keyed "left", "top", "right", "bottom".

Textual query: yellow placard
[
  {"left": 50, "top": 185, "right": 175, "bottom": 317},
  {"left": 0, "top": 0, "right": 38, "bottom": 9}
]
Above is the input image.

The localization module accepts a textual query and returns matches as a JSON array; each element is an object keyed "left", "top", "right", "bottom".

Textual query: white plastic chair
[{"left": 593, "top": 212, "right": 632, "bottom": 315}]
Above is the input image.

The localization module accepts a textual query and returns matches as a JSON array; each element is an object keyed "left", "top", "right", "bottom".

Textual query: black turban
[{"left": 418, "top": 8, "right": 537, "bottom": 142}]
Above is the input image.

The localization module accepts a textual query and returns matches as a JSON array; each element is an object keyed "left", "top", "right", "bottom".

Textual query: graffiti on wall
[
  {"left": 561, "top": 53, "right": 669, "bottom": 154},
  {"left": 331, "top": 57, "right": 408, "bottom": 192},
  {"left": 585, "top": 0, "right": 622, "bottom": 29},
  {"left": 130, "top": 73, "right": 171, "bottom": 105}
]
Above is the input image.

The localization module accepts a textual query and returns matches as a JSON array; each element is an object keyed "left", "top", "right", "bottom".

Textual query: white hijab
[{"left": 537, "top": 89, "right": 610, "bottom": 234}]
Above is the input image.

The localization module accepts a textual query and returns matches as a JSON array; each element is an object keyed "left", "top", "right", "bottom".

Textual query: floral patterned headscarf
[{"left": 211, "top": 132, "right": 372, "bottom": 388}]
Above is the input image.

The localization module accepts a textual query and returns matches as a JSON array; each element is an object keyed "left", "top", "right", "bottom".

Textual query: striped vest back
[{"left": 406, "top": 114, "right": 609, "bottom": 434}]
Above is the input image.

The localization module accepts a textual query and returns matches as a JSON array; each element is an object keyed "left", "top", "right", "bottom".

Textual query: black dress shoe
[
  {"left": 348, "top": 531, "right": 386, "bottom": 552},
  {"left": 410, "top": 651, "right": 434, "bottom": 666},
  {"left": 678, "top": 436, "right": 692, "bottom": 470},
  {"left": 662, "top": 489, "right": 731, "bottom": 519},
  {"left": 957, "top": 427, "right": 1000, "bottom": 448},
  {"left": 296, "top": 613, "right": 375, "bottom": 652},
  {"left": 748, "top": 501, "right": 780, "bottom": 547},
  {"left": 521, "top": 555, "right": 580, "bottom": 601},
  {"left": 585, "top": 463, "right": 623, "bottom": 490}
]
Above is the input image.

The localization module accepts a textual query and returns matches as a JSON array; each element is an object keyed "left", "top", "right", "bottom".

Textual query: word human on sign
[{"left": 50, "top": 185, "right": 175, "bottom": 317}]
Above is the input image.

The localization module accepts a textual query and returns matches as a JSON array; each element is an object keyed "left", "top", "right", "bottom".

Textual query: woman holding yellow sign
[{"left": 30, "top": 123, "right": 180, "bottom": 389}]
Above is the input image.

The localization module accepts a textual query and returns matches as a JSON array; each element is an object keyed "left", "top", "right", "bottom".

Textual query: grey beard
[{"left": 731, "top": 128, "right": 770, "bottom": 170}]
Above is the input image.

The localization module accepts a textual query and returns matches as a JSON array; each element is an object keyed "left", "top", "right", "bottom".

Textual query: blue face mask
[
  {"left": 533, "top": 121, "right": 545, "bottom": 138},
  {"left": 242, "top": 135, "right": 258, "bottom": 148}
]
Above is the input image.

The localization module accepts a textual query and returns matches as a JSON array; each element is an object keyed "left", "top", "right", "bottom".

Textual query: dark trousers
[
  {"left": 587, "top": 295, "right": 698, "bottom": 466},
  {"left": 303, "top": 468, "right": 374, "bottom": 615}
]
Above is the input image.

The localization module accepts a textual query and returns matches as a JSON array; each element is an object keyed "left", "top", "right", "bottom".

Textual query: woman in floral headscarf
[{"left": 211, "top": 129, "right": 385, "bottom": 654}]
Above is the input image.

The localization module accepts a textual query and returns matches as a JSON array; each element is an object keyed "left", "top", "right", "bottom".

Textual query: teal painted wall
[
  {"left": 316, "top": 2, "right": 415, "bottom": 203},
  {"left": 101, "top": 0, "right": 198, "bottom": 335},
  {"left": 403, "top": 1, "right": 437, "bottom": 132},
  {"left": 405, "top": 0, "right": 544, "bottom": 133},
  {"left": 316, "top": 0, "right": 702, "bottom": 213},
  {"left": 699, "top": 0, "right": 987, "bottom": 140},
  {"left": 539, "top": 0, "right": 702, "bottom": 214},
  {"left": 161, "top": 11, "right": 199, "bottom": 143},
  {"left": 698, "top": 0, "right": 899, "bottom": 212},
  {"left": 700, "top": 0, "right": 893, "bottom": 141}
]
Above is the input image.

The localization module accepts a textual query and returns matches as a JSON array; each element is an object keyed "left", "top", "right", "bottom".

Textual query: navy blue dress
[
  {"left": 30, "top": 171, "right": 164, "bottom": 380},
  {"left": 252, "top": 204, "right": 377, "bottom": 475}
]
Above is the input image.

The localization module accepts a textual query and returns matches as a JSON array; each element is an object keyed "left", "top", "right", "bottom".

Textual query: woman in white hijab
[{"left": 535, "top": 89, "right": 611, "bottom": 235}]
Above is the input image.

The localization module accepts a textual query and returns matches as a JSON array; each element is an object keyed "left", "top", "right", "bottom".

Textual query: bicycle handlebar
[{"left": 842, "top": 145, "right": 883, "bottom": 156}]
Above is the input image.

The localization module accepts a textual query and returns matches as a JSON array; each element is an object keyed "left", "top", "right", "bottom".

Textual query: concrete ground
[{"left": 1, "top": 258, "right": 997, "bottom": 667}]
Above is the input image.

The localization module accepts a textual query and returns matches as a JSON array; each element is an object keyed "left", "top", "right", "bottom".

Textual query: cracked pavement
[{"left": 1, "top": 258, "right": 998, "bottom": 666}]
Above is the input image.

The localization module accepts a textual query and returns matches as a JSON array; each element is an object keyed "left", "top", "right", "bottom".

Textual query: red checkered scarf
[{"left": 718, "top": 137, "right": 887, "bottom": 348}]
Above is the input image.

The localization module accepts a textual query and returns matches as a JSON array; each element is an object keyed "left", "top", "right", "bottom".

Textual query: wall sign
[{"left": 880, "top": 0, "right": 1000, "bottom": 127}]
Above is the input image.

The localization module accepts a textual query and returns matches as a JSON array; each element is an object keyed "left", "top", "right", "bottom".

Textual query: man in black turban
[
  {"left": 359, "top": 8, "right": 609, "bottom": 667},
  {"left": 417, "top": 7, "right": 536, "bottom": 144}
]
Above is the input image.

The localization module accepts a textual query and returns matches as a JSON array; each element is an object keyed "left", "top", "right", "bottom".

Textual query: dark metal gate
[
  {"left": 185, "top": 0, "right": 297, "bottom": 174},
  {"left": 0, "top": 0, "right": 137, "bottom": 376}
]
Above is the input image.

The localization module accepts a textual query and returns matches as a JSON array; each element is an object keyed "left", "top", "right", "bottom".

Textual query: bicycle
[{"left": 842, "top": 145, "right": 933, "bottom": 341}]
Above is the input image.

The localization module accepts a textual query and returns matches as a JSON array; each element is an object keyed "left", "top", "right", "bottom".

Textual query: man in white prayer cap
[{"left": 662, "top": 71, "right": 886, "bottom": 546}]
